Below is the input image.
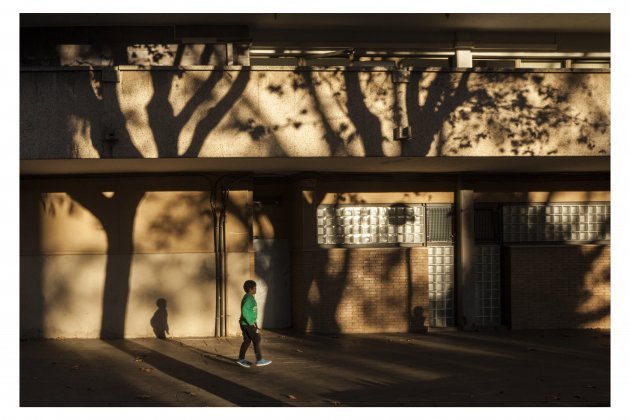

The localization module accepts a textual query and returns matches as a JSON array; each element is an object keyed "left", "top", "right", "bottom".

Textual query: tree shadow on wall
[
  {"left": 77, "top": 49, "right": 248, "bottom": 338},
  {"left": 26, "top": 44, "right": 252, "bottom": 338},
  {"left": 24, "top": 42, "right": 610, "bottom": 338},
  {"left": 404, "top": 70, "right": 609, "bottom": 157},
  {"left": 295, "top": 197, "right": 426, "bottom": 333}
]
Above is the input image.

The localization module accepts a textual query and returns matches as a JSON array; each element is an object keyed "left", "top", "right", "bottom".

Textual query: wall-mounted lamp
[{"left": 393, "top": 126, "right": 412, "bottom": 141}]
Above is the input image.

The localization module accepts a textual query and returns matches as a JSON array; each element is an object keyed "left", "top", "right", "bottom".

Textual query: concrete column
[
  {"left": 456, "top": 186, "right": 476, "bottom": 329},
  {"left": 291, "top": 179, "right": 317, "bottom": 331},
  {"left": 292, "top": 179, "right": 318, "bottom": 250},
  {"left": 225, "top": 183, "right": 254, "bottom": 336}
]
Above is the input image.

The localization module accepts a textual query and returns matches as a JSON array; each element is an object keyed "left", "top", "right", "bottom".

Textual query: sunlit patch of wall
[{"left": 19, "top": 177, "right": 253, "bottom": 338}]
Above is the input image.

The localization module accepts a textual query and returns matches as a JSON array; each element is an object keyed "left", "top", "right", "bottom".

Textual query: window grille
[
  {"left": 316, "top": 204, "right": 425, "bottom": 246},
  {"left": 502, "top": 203, "right": 610, "bottom": 243},
  {"left": 474, "top": 205, "right": 500, "bottom": 243},
  {"left": 426, "top": 205, "right": 453, "bottom": 244}
]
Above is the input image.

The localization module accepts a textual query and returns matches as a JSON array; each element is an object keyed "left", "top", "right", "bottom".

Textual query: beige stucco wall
[
  {"left": 20, "top": 67, "right": 609, "bottom": 161},
  {"left": 20, "top": 176, "right": 251, "bottom": 338}
]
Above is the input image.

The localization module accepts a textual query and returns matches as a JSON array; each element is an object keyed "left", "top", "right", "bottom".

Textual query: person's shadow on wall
[{"left": 150, "top": 298, "right": 169, "bottom": 339}]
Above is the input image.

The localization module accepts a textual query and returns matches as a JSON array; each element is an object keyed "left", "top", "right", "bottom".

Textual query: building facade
[{"left": 20, "top": 14, "right": 610, "bottom": 338}]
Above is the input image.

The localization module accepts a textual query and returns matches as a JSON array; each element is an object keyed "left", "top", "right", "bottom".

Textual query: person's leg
[
  {"left": 247, "top": 325, "right": 262, "bottom": 361},
  {"left": 238, "top": 325, "right": 252, "bottom": 360}
]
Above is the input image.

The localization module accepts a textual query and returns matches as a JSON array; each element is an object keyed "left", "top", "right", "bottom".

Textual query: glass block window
[
  {"left": 502, "top": 203, "right": 610, "bottom": 242},
  {"left": 316, "top": 204, "right": 425, "bottom": 246},
  {"left": 427, "top": 205, "right": 453, "bottom": 243},
  {"left": 428, "top": 246, "right": 455, "bottom": 327},
  {"left": 474, "top": 245, "right": 501, "bottom": 327}
]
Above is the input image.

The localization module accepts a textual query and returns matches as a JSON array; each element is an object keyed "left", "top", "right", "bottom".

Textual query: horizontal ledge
[
  {"left": 20, "top": 156, "right": 610, "bottom": 176},
  {"left": 19, "top": 65, "right": 611, "bottom": 74}
]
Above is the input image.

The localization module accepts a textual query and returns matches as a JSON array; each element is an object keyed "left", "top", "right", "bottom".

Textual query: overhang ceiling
[
  {"left": 19, "top": 13, "right": 610, "bottom": 33},
  {"left": 20, "top": 14, "right": 610, "bottom": 50}
]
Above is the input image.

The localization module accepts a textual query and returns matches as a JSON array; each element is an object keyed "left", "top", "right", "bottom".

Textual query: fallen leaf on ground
[
  {"left": 326, "top": 399, "right": 341, "bottom": 406},
  {"left": 139, "top": 367, "right": 154, "bottom": 372},
  {"left": 184, "top": 391, "right": 196, "bottom": 396},
  {"left": 71, "top": 365, "right": 80, "bottom": 370},
  {"left": 286, "top": 394, "right": 297, "bottom": 400},
  {"left": 136, "top": 395, "right": 151, "bottom": 400},
  {"left": 296, "top": 349, "right": 303, "bottom": 353}
]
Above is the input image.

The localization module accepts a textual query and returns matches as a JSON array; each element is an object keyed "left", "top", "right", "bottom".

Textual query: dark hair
[{"left": 243, "top": 280, "right": 257, "bottom": 292}]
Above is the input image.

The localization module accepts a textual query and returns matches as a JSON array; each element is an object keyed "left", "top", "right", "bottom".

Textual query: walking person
[{"left": 236, "top": 280, "right": 272, "bottom": 368}]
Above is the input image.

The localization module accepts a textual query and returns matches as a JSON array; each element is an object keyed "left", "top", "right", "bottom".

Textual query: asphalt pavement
[{"left": 19, "top": 328, "right": 610, "bottom": 407}]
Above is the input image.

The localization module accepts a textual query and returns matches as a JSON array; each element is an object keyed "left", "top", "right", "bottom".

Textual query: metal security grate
[
  {"left": 316, "top": 204, "right": 425, "bottom": 246},
  {"left": 428, "top": 246, "right": 455, "bottom": 327},
  {"left": 473, "top": 245, "right": 501, "bottom": 327},
  {"left": 474, "top": 205, "right": 500, "bottom": 243},
  {"left": 427, "top": 205, "right": 453, "bottom": 243},
  {"left": 502, "top": 203, "right": 610, "bottom": 242}
]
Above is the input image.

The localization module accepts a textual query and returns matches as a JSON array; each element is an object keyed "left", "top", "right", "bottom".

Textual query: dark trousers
[{"left": 239, "top": 324, "right": 262, "bottom": 361}]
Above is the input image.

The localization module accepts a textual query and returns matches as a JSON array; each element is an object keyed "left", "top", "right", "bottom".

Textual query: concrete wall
[
  {"left": 20, "top": 176, "right": 252, "bottom": 338},
  {"left": 20, "top": 67, "right": 609, "bottom": 161},
  {"left": 508, "top": 245, "right": 610, "bottom": 329}
]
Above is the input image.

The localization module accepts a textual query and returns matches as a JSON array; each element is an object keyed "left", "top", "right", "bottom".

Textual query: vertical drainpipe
[
  {"left": 214, "top": 211, "right": 222, "bottom": 337},
  {"left": 220, "top": 188, "right": 228, "bottom": 336},
  {"left": 211, "top": 179, "right": 230, "bottom": 337},
  {"left": 211, "top": 178, "right": 225, "bottom": 337}
]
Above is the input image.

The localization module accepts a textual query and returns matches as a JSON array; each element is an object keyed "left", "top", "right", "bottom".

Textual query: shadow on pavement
[{"left": 105, "top": 339, "right": 290, "bottom": 407}]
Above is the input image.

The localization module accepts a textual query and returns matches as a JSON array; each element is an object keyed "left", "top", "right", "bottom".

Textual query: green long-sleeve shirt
[{"left": 239, "top": 293, "right": 257, "bottom": 326}]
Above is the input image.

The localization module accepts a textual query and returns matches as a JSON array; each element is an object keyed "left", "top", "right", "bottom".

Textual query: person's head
[
  {"left": 156, "top": 298, "right": 167, "bottom": 308},
  {"left": 243, "top": 280, "right": 257, "bottom": 295}
]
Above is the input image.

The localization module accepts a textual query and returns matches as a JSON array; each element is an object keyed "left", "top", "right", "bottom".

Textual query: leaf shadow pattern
[{"left": 405, "top": 71, "right": 609, "bottom": 156}]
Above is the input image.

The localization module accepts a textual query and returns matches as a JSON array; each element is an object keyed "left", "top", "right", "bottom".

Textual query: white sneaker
[{"left": 236, "top": 359, "right": 251, "bottom": 368}]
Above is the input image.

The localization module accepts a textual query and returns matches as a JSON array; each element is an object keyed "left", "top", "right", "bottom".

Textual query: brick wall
[
  {"left": 509, "top": 245, "right": 610, "bottom": 330},
  {"left": 292, "top": 247, "right": 428, "bottom": 333}
]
